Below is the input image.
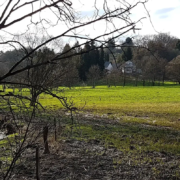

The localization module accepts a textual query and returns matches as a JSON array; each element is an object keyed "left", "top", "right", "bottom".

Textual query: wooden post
[
  {"left": 43, "top": 126, "right": 50, "bottom": 154},
  {"left": 36, "top": 147, "right": 40, "bottom": 180}
]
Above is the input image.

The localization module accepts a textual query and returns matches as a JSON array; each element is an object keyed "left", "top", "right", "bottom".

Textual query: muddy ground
[
  {"left": 10, "top": 139, "right": 180, "bottom": 180},
  {"left": 1, "top": 113, "right": 180, "bottom": 180}
]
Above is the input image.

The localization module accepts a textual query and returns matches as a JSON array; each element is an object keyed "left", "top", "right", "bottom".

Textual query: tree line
[
  {"left": 131, "top": 33, "right": 180, "bottom": 85},
  {"left": 0, "top": 38, "right": 117, "bottom": 87},
  {"left": 1, "top": 33, "right": 180, "bottom": 90}
]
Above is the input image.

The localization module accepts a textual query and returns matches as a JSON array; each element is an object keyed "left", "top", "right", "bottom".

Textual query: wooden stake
[
  {"left": 36, "top": 147, "right": 40, "bottom": 180},
  {"left": 43, "top": 126, "right": 50, "bottom": 154}
]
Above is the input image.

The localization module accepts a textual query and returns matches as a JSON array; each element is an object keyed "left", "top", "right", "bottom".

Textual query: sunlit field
[
  {"left": 40, "top": 85, "right": 178, "bottom": 110},
  {"left": 2, "top": 84, "right": 180, "bottom": 178},
  {"left": 2, "top": 84, "right": 180, "bottom": 128}
]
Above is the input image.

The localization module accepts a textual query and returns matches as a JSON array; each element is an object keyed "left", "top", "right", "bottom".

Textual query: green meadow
[
  {"left": 2, "top": 85, "right": 180, "bottom": 150},
  {"left": 39, "top": 85, "right": 180, "bottom": 127},
  {"left": 43, "top": 85, "right": 180, "bottom": 156},
  {"left": 2, "top": 84, "right": 180, "bottom": 130},
  {"left": 2, "top": 84, "right": 180, "bottom": 178}
]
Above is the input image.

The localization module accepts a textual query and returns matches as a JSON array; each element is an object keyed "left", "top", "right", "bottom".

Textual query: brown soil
[
  {"left": 2, "top": 113, "right": 180, "bottom": 180},
  {"left": 9, "top": 112, "right": 180, "bottom": 180},
  {"left": 11, "top": 138, "right": 180, "bottom": 180}
]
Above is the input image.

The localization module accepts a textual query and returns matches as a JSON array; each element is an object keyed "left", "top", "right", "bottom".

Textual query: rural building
[
  {"left": 104, "top": 60, "right": 140, "bottom": 74},
  {"left": 104, "top": 61, "right": 113, "bottom": 72},
  {"left": 120, "top": 60, "right": 136, "bottom": 74}
]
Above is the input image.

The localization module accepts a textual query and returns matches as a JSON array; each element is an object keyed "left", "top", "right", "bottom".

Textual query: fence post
[
  {"left": 36, "top": 147, "right": 40, "bottom": 180},
  {"left": 43, "top": 126, "right": 50, "bottom": 154}
]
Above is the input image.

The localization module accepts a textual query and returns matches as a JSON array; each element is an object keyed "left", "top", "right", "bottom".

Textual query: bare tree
[
  {"left": 0, "top": 0, "right": 149, "bottom": 179},
  {"left": 87, "top": 65, "right": 101, "bottom": 88},
  {"left": 25, "top": 47, "right": 58, "bottom": 106},
  {"left": 133, "top": 33, "right": 180, "bottom": 85},
  {"left": 166, "top": 55, "right": 180, "bottom": 84},
  {"left": 105, "top": 69, "right": 122, "bottom": 87}
]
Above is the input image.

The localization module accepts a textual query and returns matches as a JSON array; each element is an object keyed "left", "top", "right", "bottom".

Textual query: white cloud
[{"left": 137, "top": 0, "right": 180, "bottom": 38}]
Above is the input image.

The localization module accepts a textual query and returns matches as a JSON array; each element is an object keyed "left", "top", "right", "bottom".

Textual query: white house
[
  {"left": 104, "top": 60, "right": 141, "bottom": 74},
  {"left": 121, "top": 60, "right": 136, "bottom": 74},
  {"left": 104, "top": 61, "right": 113, "bottom": 71}
]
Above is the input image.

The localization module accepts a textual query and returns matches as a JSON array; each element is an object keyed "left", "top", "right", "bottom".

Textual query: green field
[
  {"left": 2, "top": 84, "right": 180, "bottom": 130},
  {"left": 46, "top": 85, "right": 180, "bottom": 157},
  {"left": 2, "top": 85, "right": 180, "bottom": 178},
  {"left": 38, "top": 85, "right": 180, "bottom": 128}
]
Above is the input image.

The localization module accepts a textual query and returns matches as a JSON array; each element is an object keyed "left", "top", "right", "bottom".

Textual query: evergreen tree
[
  {"left": 78, "top": 41, "right": 104, "bottom": 81},
  {"left": 176, "top": 39, "right": 180, "bottom": 51},
  {"left": 125, "top": 37, "right": 133, "bottom": 45},
  {"left": 72, "top": 41, "right": 82, "bottom": 67},
  {"left": 78, "top": 42, "right": 91, "bottom": 81},
  {"left": 104, "top": 52, "right": 109, "bottom": 62},
  {"left": 122, "top": 46, "right": 133, "bottom": 61},
  {"left": 122, "top": 37, "right": 133, "bottom": 61},
  {"left": 90, "top": 41, "right": 98, "bottom": 65},
  {"left": 107, "top": 38, "right": 115, "bottom": 53},
  {"left": 61, "top": 43, "right": 72, "bottom": 67},
  {"left": 98, "top": 46, "right": 105, "bottom": 71},
  {"left": 78, "top": 56, "right": 86, "bottom": 81},
  {"left": 83, "top": 42, "right": 91, "bottom": 72}
]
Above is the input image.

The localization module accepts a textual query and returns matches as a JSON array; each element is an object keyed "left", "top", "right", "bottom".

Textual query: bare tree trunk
[
  {"left": 143, "top": 80, "right": 145, "bottom": 86},
  {"left": 135, "top": 74, "right": 138, "bottom": 86},
  {"left": 30, "top": 89, "right": 39, "bottom": 106},
  {"left": 106, "top": 77, "right": 110, "bottom": 87},
  {"left": 162, "top": 73, "right": 165, "bottom": 85},
  {"left": 114, "top": 77, "right": 116, "bottom": 87},
  {"left": 123, "top": 73, "right": 126, "bottom": 87},
  {"left": 3, "top": 84, "right": 6, "bottom": 92},
  {"left": 93, "top": 79, "right": 95, "bottom": 88}
]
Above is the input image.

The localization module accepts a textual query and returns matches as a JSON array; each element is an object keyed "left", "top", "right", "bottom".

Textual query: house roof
[
  {"left": 104, "top": 61, "right": 111, "bottom": 68},
  {"left": 121, "top": 60, "right": 134, "bottom": 68}
]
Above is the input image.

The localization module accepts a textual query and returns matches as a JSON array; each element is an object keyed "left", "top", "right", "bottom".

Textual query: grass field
[
  {"left": 41, "top": 85, "right": 180, "bottom": 154},
  {"left": 2, "top": 84, "right": 180, "bottom": 178},
  {"left": 38, "top": 85, "right": 180, "bottom": 127},
  {"left": 4, "top": 84, "right": 180, "bottom": 128}
]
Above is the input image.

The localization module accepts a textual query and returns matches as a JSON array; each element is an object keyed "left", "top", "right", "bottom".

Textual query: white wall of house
[
  {"left": 121, "top": 60, "right": 136, "bottom": 74},
  {"left": 105, "top": 60, "right": 140, "bottom": 74},
  {"left": 106, "top": 63, "right": 113, "bottom": 71}
]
